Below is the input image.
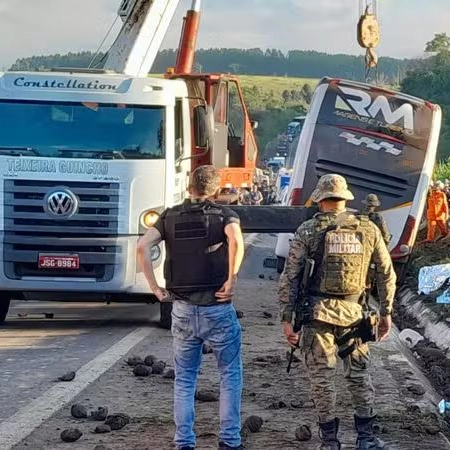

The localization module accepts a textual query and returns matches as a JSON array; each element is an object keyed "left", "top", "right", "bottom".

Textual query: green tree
[{"left": 425, "top": 33, "right": 450, "bottom": 54}]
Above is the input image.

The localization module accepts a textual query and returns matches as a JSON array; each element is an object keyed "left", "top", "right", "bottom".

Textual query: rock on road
[{"left": 0, "top": 234, "right": 449, "bottom": 449}]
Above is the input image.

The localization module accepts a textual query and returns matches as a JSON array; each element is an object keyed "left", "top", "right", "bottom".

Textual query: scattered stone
[
  {"left": 407, "top": 384, "right": 426, "bottom": 396},
  {"left": 267, "top": 321, "right": 275, "bottom": 326},
  {"left": 243, "top": 415, "right": 263, "bottom": 433},
  {"left": 104, "top": 413, "right": 131, "bottom": 431},
  {"left": 285, "top": 350, "right": 300, "bottom": 363},
  {"left": 202, "top": 344, "right": 213, "bottom": 354},
  {"left": 151, "top": 361, "right": 166, "bottom": 375},
  {"left": 163, "top": 368, "right": 175, "bottom": 379},
  {"left": 144, "top": 355, "right": 157, "bottom": 367},
  {"left": 45, "top": 312, "right": 54, "bottom": 319},
  {"left": 269, "top": 275, "right": 275, "bottom": 281},
  {"left": 133, "top": 365, "right": 151, "bottom": 377},
  {"left": 425, "top": 424, "right": 441, "bottom": 435},
  {"left": 291, "top": 401, "right": 306, "bottom": 409},
  {"left": 262, "top": 311, "right": 273, "bottom": 318},
  {"left": 268, "top": 400, "right": 287, "bottom": 410},
  {"left": 295, "top": 424, "right": 312, "bottom": 441},
  {"left": 94, "top": 424, "right": 111, "bottom": 434},
  {"left": 57, "top": 371, "right": 76, "bottom": 382},
  {"left": 236, "top": 310, "right": 244, "bottom": 319},
  {"left": 127, "top": 356, "right": 144, "bottom": 367},
  {"left": 71, "top": 404, "right": 88, "bottom": 419},
  {"left": 94, "top": 445, "right": 111, "bottom": 450},
  {"left": 90, "top": 407, "right": 108, "bottom": 421},
  {"left": 258, "top": 274, "right": 265, "bottom": 279},
  {"left": 261, "top": 383, "right": 271, "bottom": 388},
  {"left": 60, "top": 428, "right": 83, "bottom": 443},
  {"left": 195, "top": 390, "right": 219, "bottom": 402}
]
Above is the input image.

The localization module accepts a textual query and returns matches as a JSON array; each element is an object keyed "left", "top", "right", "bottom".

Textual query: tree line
[
  {"left": 401, "top": 33, "right": 450, "bottom": 159},
  {"left": 10, "top": 48, "right": 411, "bottom": 83}
]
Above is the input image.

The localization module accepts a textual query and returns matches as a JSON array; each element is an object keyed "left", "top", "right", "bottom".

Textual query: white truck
[{"left": 0, "top": 0, "right": 259, "bottom": 327}]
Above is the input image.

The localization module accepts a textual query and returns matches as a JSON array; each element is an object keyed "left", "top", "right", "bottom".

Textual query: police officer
[
  {"left": 137, "top": 165, "right": 245, "bottom": 450},
  {"left": 361, "top": 194, "right": 391, "bottom": 245},
  {"left": 279, "top": 174, "right": 396, "bottom": 450}
]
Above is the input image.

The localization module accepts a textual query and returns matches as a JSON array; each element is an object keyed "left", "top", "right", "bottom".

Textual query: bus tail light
[
  {"left": 390, "top": 215, "right": 416, "bottom": 260},
  {"left": 289, "top": 188, "right": 302, "bottom": 206}
]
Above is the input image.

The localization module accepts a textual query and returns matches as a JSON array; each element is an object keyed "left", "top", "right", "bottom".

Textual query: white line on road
[{"left": 0, "top": 326, "right": 153, "bottom": 449}]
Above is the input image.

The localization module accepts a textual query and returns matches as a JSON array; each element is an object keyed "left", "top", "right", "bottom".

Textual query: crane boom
[{"left": 104, "top": 0, "right": 180, "bottom": 77}]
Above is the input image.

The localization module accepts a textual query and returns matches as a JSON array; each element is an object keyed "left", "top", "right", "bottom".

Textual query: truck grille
[{"left": 3, "top": 179, "right": 120, "bottom": 280}]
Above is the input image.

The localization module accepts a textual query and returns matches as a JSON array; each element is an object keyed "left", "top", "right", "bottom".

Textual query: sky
[{"left": 0, "top": 0, "right": 449, "bottom": 69}]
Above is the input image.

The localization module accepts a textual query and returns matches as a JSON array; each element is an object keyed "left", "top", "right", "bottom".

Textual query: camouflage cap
[
  {"left": 311, "top": 174, "right": 354, "bottom": 203},
  {"left": 362, "top": 193, "right": 381, "bottom": 207}
]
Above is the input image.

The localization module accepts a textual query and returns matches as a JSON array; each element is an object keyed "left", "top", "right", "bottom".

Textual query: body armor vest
[
  {"left": 163, "top": 201, "right": 228, "bottom": 291},
  {"left": 310, "top": 214, "right": 373, "bottom": 297}
]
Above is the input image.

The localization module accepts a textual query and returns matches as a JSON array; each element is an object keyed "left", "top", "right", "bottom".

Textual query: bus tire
[
  {"left": 159, "top": 302, "right": 172, "bottom": 330},
  {"left": 276, "top": 256, "right": 286, "bottom": 274},
  {"left": 0, "top": 295, "right": 11, "bottom": 324}
]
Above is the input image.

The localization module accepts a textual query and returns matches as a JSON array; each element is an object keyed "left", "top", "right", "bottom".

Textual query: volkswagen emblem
[{"left": 43, "top": 188, "right": 79, "bottom": 219}]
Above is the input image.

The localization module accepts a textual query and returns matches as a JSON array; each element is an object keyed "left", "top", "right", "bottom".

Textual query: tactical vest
[
  {"left": 310, "top": 214, "right": 374, "bottom": 297},
  {"left": 163, "top": 201, "right": 228, "bottom": 291}
]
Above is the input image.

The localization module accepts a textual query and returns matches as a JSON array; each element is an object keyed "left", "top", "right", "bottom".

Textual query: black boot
[
  {"left": 354, "top": 415, "right": 386, "bottom": 449},
  {"left": 318, "top": 418, "right": 341, "bottom": 449}
]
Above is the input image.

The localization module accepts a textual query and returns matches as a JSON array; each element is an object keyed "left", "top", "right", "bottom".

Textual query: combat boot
[
  {"left": 354, "top": 415, "right": 386, "bottom": 449},
  {"left": 318, "top": 418, "right": 341, "bottom": 449}
]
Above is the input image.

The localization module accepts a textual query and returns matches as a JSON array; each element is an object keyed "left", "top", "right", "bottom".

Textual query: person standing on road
[
  {"left": 426, "top": 181, "right": 448, "bottom": 241},
  {"left": 360, "top": 194, "right": 391, "bottom": 246},
  {"left": 278, "top": 174, "right": 396, "bottom": 450},
  {"left": 137, "top": 165, "right": 245, "bottom": 450},
  {"left": 249, "top": 183, "right": 264, "bottom": 205}
]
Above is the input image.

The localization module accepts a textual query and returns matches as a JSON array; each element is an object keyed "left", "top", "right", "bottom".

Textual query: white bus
[{"left": 275, "top": 77, "right": 441, "bottom": 275}]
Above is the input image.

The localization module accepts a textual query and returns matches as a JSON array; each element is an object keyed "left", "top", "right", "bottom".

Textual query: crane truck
[{"left": 0, "top": 0, "right": 259, "bottom": 328}]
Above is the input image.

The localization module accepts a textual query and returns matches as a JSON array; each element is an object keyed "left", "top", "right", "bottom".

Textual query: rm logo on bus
[
  {"left": 335, "top": 86, "right": 414, "bottom": 130},
  {"left": 339, "top": 132, "right": 402, "bottom": 156}
]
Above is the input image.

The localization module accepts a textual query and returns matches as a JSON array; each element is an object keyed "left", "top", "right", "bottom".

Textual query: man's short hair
[{"left": 190, "top": 165, "right": 221, "bottom": 196}]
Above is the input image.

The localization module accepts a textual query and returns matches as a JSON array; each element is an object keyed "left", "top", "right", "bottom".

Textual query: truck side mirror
[
  {"left": 251, "top": 120, "right": 259, "bottom": 130},
  {"left": 193, "top": 105, "right": 215, "bottom": 151}
]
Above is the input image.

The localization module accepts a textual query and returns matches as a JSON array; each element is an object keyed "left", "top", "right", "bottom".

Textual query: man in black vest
[{"left": 137, "top": 165, "right": 245, "bottom": 450}]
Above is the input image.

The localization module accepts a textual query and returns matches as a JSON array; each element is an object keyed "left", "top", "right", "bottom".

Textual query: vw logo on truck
[{"left": 43, "top": 189, "right": 79, "bottom": 219}]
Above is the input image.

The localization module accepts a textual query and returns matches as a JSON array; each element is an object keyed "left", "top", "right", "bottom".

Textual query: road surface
[{"left": 0, "top": 234, "right": 448, "bottom": 449}]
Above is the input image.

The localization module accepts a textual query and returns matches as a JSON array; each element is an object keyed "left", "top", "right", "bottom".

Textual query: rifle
[{"left": 286, "top": 257, "right": 315, "bottom": 373}]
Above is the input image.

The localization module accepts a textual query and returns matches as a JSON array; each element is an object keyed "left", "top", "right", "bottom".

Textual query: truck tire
[
  {"left": 159, "top": 302, "right": 172, "bottom": 330},
  {"left": 276, "top": 256, "right": 286, "bottom": 274},
  {"left": 0, "top": 297, "right": 11, "bottom": 324}
]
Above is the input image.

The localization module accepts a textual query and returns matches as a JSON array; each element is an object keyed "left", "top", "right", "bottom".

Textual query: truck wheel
[
  {"left": 276, "top": 256, "right": 286, "bottom": 274},
  {"left": 159, "top": 302, "right": 172, "bottom": 330},
  {"left": 0, "top": 297, "right": 11, "bottom": 324}
]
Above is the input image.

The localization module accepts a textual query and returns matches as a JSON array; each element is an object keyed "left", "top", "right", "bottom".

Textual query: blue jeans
[{"left": 171, "top": 300, "right": 243, "bottom": 449}]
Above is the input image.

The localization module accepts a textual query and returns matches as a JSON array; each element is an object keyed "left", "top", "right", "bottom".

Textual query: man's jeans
[{"left": 171, "top": 300, "right": 243, "bottom": 449}]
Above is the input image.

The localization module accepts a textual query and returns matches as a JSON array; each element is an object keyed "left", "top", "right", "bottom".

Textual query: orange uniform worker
[{"left": 426, "top": 181, "right": 449, "bottom": 241}]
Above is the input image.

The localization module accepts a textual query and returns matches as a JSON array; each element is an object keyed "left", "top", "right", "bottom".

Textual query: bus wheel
[
  {"left": 0, "top": 295, "right": 11, "bottom": 324},
  {"left": 159, "top": 302, "right": 172, "bottom": 330},
  {"left": 276, "top": 256, "right": 286, "bottom": 274}
]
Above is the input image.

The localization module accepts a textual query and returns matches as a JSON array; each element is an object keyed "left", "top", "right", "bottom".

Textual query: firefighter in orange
[{"left": 426, "top": 181, "right": 449, "bottom": 241}]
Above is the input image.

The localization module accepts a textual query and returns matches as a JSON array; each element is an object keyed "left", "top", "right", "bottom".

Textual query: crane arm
[{"left": 104, "top": 0, "right": 181, "bottom": 77}]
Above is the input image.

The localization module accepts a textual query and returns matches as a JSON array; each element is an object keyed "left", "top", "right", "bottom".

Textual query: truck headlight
[
  {"left": 151, "top": 245, "right": 161, "bottom": 261},
  {"left": 140, "top": 210, "right": 160, "bottom": 229}
]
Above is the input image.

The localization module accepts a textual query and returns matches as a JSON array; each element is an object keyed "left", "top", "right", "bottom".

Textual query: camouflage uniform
[
  {"left": 279, "top": 175, "right": 396, "bottom": 449},
  {"left": 361, "top": 194, "right": 391, "bottom": 246}
]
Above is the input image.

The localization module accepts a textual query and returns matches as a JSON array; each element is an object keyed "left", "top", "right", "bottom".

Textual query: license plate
[{"left": 38, "top": 254, "right": 79, "bottom": 270}]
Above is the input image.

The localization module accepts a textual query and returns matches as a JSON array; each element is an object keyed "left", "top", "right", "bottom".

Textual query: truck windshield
[{"left": 0, "top": 100, "right": 165, "bottom": 159}]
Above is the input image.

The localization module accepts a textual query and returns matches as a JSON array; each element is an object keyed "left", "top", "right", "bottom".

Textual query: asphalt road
[{"left": 0, "top": 300, "right": 160, "bottom": 423}]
